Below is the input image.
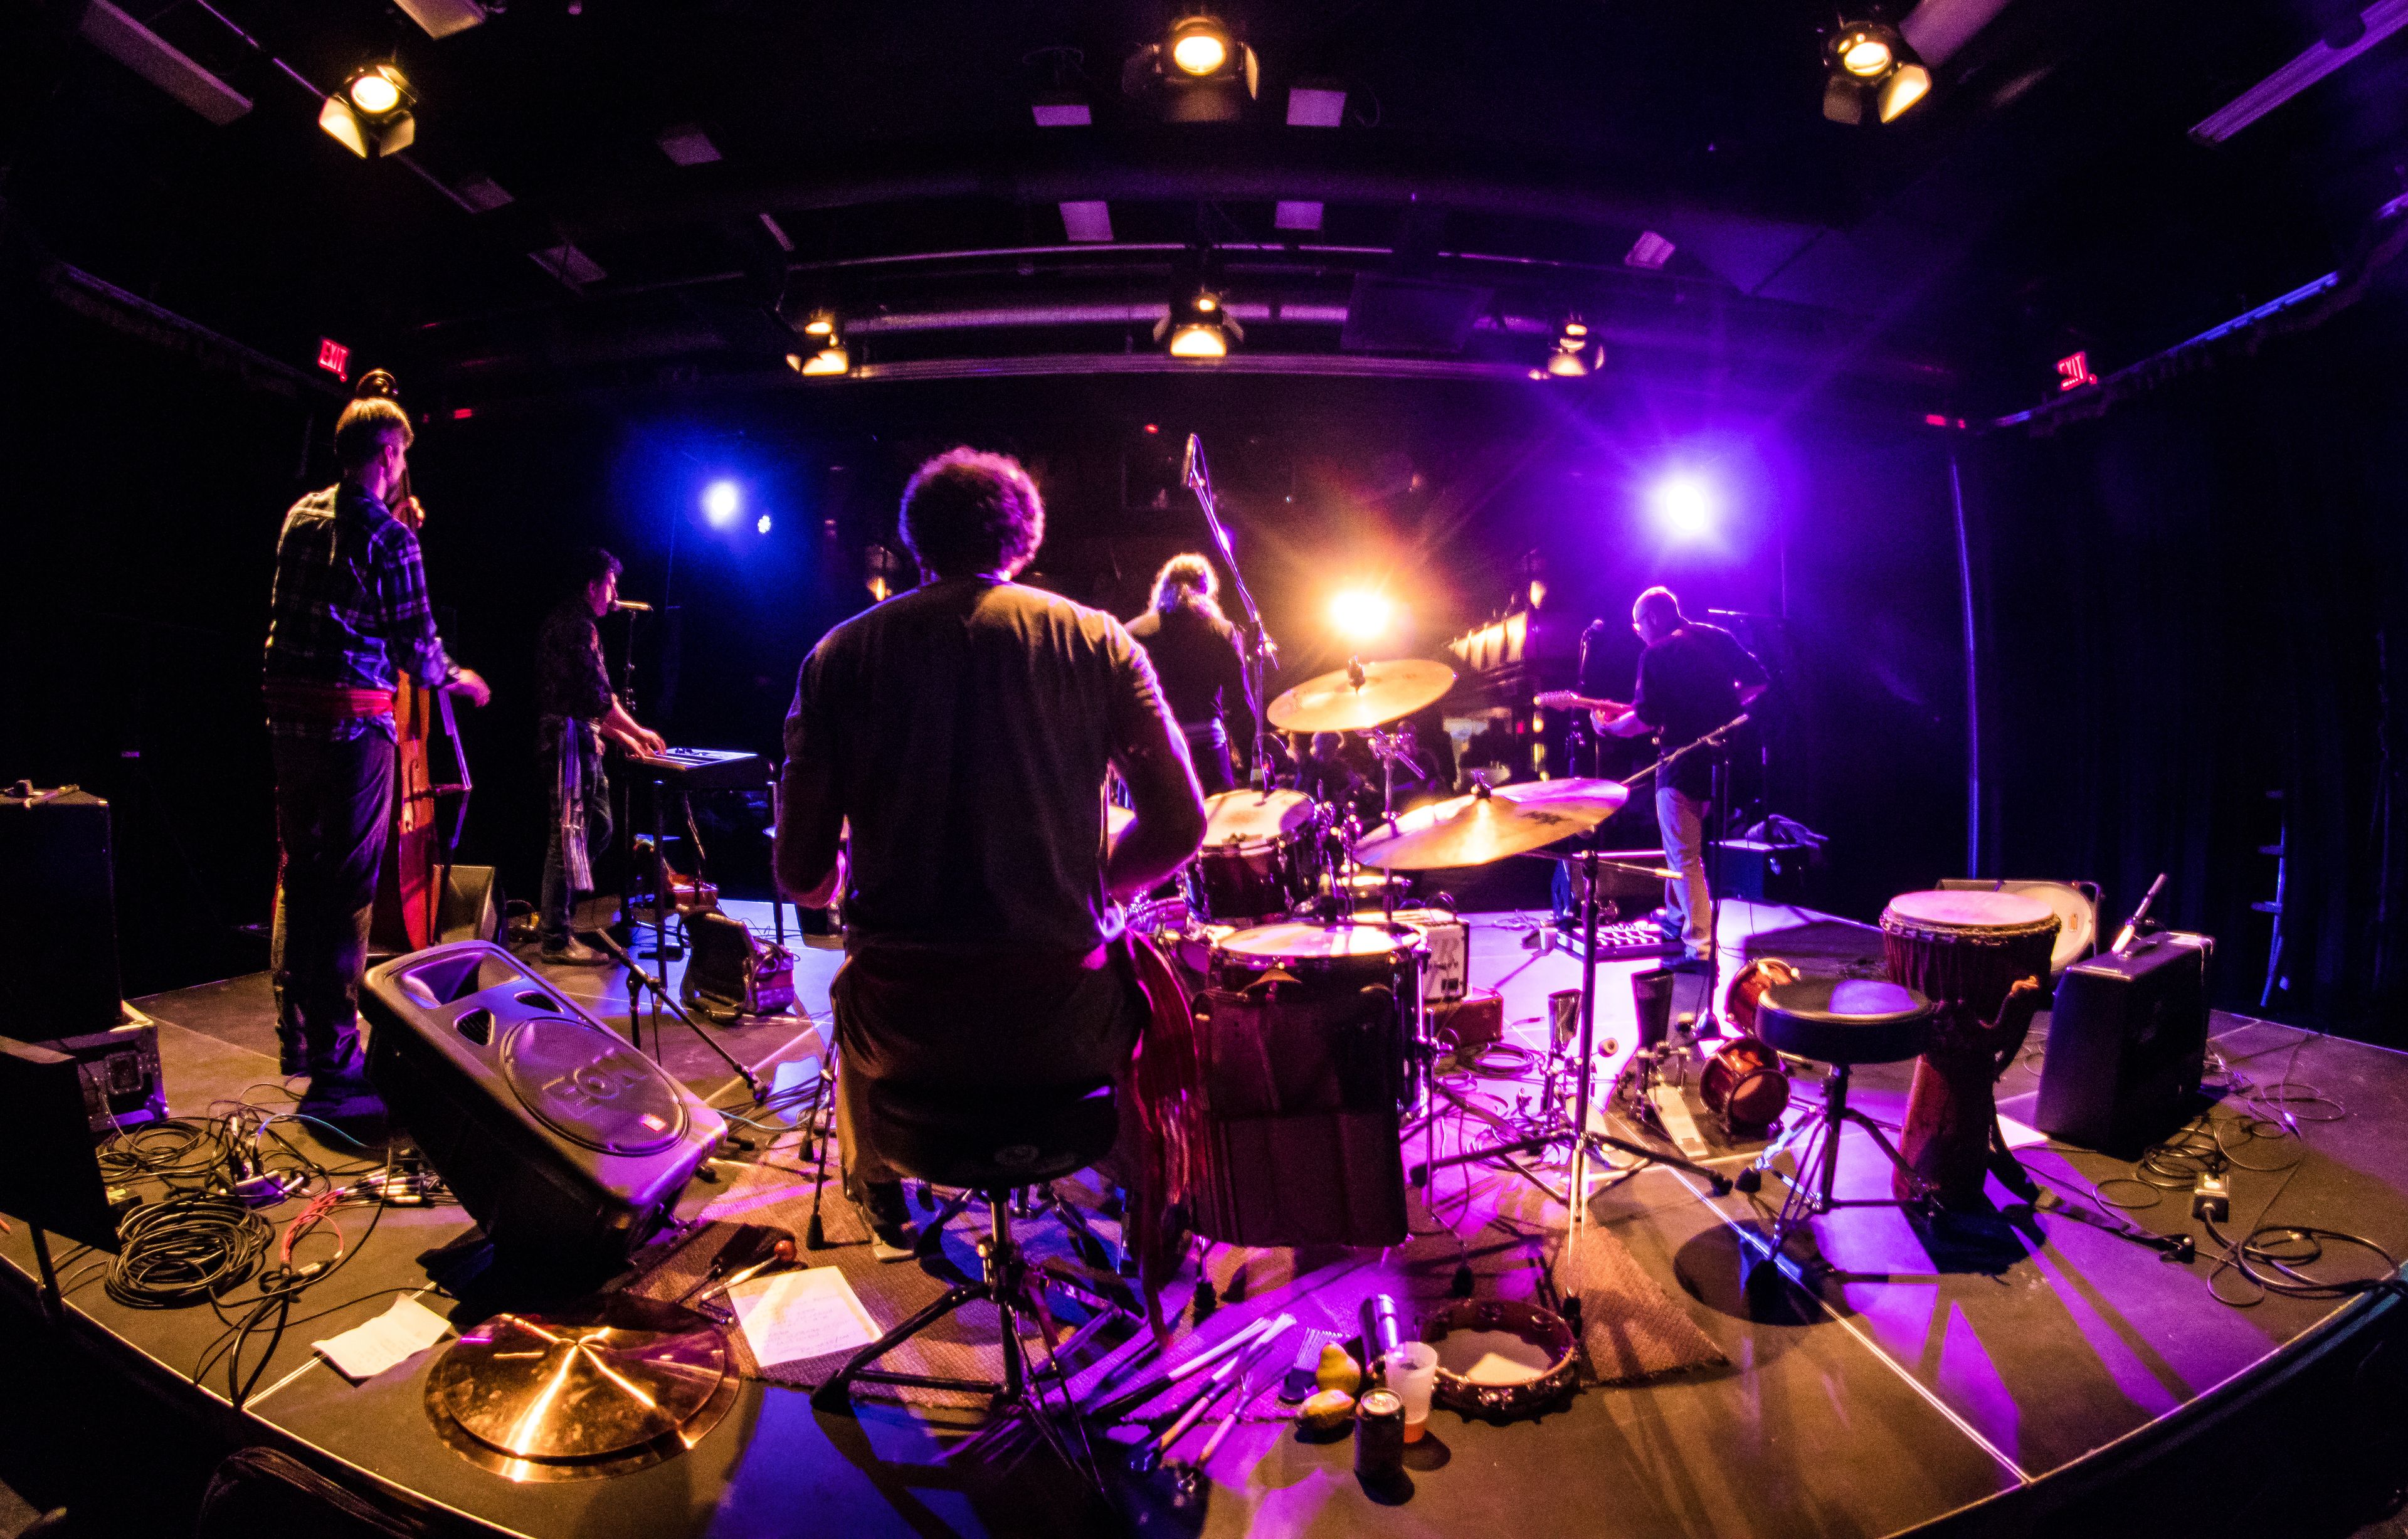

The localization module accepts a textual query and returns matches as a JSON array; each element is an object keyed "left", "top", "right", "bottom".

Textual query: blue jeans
[
  {"left": 1657, "top": 784, "right": 1713, "bottom": 960},
  {"left": 270, "top": 732, "right": 394, "bottom": 1073}
]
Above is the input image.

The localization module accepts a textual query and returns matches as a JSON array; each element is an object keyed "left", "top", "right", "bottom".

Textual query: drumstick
[
  {"left": 1166, "top": 1314, "right": 1274, "bottom": 1382},
  {"left": 1160, "top": 1316, "right": 1292, "bottom": 1450}
]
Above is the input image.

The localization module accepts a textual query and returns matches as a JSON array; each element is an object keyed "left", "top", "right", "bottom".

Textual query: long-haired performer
[{"left": 1126, "top": 553, "right": 1253, "bottom": 795}]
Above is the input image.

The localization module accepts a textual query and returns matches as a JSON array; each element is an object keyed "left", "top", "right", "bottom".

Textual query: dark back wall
[
  {"left": 5, "top": 276, "right": 1977, "bottom": 998},
  {"left": 1963, "top": 274, "right": 2408, "bottom": 1039}
]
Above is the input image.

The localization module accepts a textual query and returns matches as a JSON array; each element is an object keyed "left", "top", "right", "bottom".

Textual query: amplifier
[
  {"left": 50, "top": 1015, "right": 167, "bottom": 1139},
  {"left": 1711, "top": 839, "right": 1809, "bottom": 904},
  {"left": 0, "top": 786, "right": 125, "bottom": 1040},
  {"left": 680, "top": 909, "right": 795, "bottom": 1020},
  {"left": 2033, "top": 931, "right": 2212, "bottom": 1157},
  {"left": 361, "top": 941, "right": 726, "bottom": 1269},
  {"left": 1391, "top": 907, "right": 1469, "bottom": 1002}
]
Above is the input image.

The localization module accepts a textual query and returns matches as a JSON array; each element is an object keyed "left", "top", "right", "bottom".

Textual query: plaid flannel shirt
[{"left": 263, "top": 482, "right": 453, "bottom": 741}]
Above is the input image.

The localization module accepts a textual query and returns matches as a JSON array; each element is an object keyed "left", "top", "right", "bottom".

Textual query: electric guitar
[{"left": 1533, "top": 689, "right": 1629, "bottom": 717}]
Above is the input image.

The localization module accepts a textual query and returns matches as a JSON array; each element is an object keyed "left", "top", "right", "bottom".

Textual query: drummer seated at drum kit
[{"left": 774, "top": 448, "right": 1208, "bottom": 1255}]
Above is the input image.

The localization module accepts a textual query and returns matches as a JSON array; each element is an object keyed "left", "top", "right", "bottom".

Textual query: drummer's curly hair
[{"left": 899, "top": 448, "right": 1045, "bottom": 580}]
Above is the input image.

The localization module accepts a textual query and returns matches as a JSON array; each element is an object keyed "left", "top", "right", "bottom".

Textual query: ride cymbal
[{"left": 1265, "top": 658, "right": 1455, "bottom": 734}]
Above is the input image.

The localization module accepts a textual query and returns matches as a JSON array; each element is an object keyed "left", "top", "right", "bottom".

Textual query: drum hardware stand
[
  {"left": 1409, "top": 845, "right": 1735, "bottom": 1213},
  {"left": 579, "top": 928, "right": 768, "bottom": 1104},
  {"left": 1753, "top": 1067, "right": 1933, "bottom": 1257}
]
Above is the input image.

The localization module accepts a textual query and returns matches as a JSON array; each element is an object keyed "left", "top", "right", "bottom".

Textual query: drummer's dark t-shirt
[
  {"left": 1127, "top": 603, "right": 1252, "bottom": 734},
  {"left": 783, "top": 578, "right": 1178, "bottom": 953},
  {"left": 1632, "top": 623, "right": 1766, "bottom": 798}
]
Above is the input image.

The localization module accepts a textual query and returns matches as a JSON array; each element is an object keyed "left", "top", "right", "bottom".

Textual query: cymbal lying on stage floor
[
  {"left": 1265, "top": 658, "right": 1455, "bottom": 733},
  {"left": 1353, "top": 781, "right": 1624, "bottom": 870},
  {"left": 426, "top": 1294, "right": 739, "bottom": 1483}
]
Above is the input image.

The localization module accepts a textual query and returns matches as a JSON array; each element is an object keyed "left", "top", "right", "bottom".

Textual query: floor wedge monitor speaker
[{"left": 362, "top": 941, "right": 726, "bottom": 1268}]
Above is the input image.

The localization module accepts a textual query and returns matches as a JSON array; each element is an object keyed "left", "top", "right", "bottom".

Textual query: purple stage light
[{"left": 1649, "top": 474, "right": 1716, "bottom": 540}]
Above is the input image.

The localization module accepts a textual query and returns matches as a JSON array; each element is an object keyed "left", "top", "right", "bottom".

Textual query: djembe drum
[{"left": 1879, "top": 891, "right": 2058, "bottom": 1207}]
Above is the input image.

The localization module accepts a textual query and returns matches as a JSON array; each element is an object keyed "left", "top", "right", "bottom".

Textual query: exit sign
[
  {"left": 316, "top": 337, "right": 351, "bottom": 379},
  {"left": 2056, "top": 351, "right": 2098, "bottom": 391}
]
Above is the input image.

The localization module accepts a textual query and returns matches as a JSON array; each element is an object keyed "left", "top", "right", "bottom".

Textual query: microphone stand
[
  {"left": 1183, "top": 435, "right": 1277, "bottom": 788},
  {"left": 581, "top": 926, "right": 768, "bottom": 1104}
]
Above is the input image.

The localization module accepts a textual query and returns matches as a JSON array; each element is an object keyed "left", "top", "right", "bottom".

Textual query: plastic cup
[{"left": 1383, "top": 1341, "right": 1439, "bottom": 1441}]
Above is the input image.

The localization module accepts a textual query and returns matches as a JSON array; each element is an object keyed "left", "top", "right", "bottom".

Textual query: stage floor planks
[{"left": 5, "top": 899, "right": 2405, "bottom": 1538}]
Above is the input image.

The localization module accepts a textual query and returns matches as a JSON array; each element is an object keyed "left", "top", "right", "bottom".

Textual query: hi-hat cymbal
[
  {"left": 426, "top": 1294, "right": 738, "bottom": 1483},
  {"left": 1354, "top": 783, "right": 1621, "bottom": 870},
  {"left": 1266, "top": 658, "right": 1455, "bottom": 734}
]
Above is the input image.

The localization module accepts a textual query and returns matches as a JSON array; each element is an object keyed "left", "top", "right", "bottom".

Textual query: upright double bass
[{"left": 355, "top": 369, "right": 473, "bottom": 953}]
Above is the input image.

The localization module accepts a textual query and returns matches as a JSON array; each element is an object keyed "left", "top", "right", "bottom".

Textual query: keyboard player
[{"left": 535, "top": 547, "right": 667, "bottom": 965}]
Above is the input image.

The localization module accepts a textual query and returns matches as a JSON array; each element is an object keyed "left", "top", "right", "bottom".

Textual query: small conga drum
[{"left": 1879, "top": 891, "right": 2058, "bottom": 1207}]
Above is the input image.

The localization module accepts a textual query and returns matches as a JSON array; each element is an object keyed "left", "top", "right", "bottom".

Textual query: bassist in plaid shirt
[{"left": 263, "top": 396, "right": 489, "bottom": 1097}]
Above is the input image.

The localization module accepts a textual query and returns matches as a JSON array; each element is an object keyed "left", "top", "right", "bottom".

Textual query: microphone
[
  {"left": 612, "top": 600, "right": 654, "bottom": 613},
  {"left": 2111, "top": 872, "right": 2168, "bottom": 955}
]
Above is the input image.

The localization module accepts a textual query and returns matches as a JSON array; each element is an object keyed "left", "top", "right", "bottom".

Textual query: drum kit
[{"left": 1133, "top": 653, "right": 1726, "bottom": 1253}]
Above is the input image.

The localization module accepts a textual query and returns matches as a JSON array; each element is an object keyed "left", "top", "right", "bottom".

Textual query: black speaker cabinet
[
  {"left": 0, "top": 787, "right": 124, "bottom": 1040},
  {"left": 361, "top": 941, "right": 725, "bottom": 1267},
  {"left": 2034, "top": 932, "right": 2212, "bottom": 1157}
]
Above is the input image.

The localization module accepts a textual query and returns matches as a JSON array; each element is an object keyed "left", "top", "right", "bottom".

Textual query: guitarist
[
  {"left": 1538, "top": 586, "right": 1763, "bottom": 965},
  {"left": 263, "top": 396, "right": 490, "bottom": 1099}
]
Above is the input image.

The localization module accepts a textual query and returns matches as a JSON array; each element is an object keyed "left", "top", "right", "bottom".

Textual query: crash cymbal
[
  {"left": 1265, "top": 658, "right": 1455, "bottom": 734},
  {"left": 1494, "top": 777, "right": 1630, "bottom": 817},
  {"left": 426, "top": 1294, "right": 738, "bottom": 1483},
  {"left": 1353, "top": 784, "right": 1618, "bottom": 870}
]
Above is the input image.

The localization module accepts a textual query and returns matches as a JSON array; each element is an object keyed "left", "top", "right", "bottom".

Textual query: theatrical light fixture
[
  {"left": 320, "top": 63, "right": 415, "bottom": 157},
  {"left": 800, "top": 309, "right": 838, "bottom": 338},
  {"left": 1329, "top": 590, "right": 1398, "bottom": 643},
  {"left": 1541, "top": 314, "right": 1602, "bottom": 378},
  {"left": 1156, "top": 285, "right": 1241, "bottom": 359},
  {"left": 1649, "top": 475, "right": 1717, "bottom": 541},
  {"left": 1126, "top": 14, "right": 1258, "bottom": 122},
  {"left": 800, "top": 344, "right": 850, "bottom": 375},
  {"left": 756, "top": 515, "right": 773, "bottom": 535},
  {"left": 1821, "top": 18, "right": 1930, "bottom": 125},
  {"left": 1168, "top": 16, "right": 1232, "bottom": 76},
  {"left": 702, "top": 481, "right": 741, "bottom": 526}
]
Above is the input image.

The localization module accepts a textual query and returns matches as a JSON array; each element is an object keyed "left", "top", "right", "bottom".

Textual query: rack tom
[
  {"left": 1879, "top": 890, "right": 2059, "bottom": 1207},
  {"left": 1188, "top": 788, "right": 1324, "bottom": 923}
]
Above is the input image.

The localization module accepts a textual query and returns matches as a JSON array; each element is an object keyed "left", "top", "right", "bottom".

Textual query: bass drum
[{"left": 1188, "top": 789, "right": 1324, "bottom": 924}]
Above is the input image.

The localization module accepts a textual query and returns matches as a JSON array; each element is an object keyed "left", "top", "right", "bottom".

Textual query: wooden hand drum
[{"left": 1879, "top": 891, "right": 2057, "bottom": 1207}]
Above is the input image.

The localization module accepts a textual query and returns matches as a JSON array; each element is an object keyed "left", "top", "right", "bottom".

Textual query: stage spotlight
[
  {"left": 1329, "top": 589, "right": 1397, "bottom": 642},
  {"left": 756, "top": 514, "right": 773, "bottom": 535},
  {"left": 800, "top": 344, "right": 850, "bottom": 375},
  {"left": 702, "top": 481, "right": 741, "bottom": 526},
  {"left": 1822, "top": 19, "right": 1929, "bottom": 125},
  {"left": 320, "top": 63, "right": 415, "bottom": 157},
  {"left": 1156, "top": 285, "right": 1240, "bottom": 359},
  {"left": 800, "top": 308, "right": 838, "bottom": 338},
  {"left": 1543, "top": 314, "right": 1602, "bottom": 378},
  {"left": 1169, "top": 16, "right": 1232, "bottom": 76},
  {"left": 1649, "top": 475, "right": 1716, "bottom": 539},
  {"left": 1126, "top": 14, "right": 1258, "bottom": 122}
]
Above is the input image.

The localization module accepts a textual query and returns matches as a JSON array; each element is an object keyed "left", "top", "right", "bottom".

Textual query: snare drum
[
  {"left": 1188, "top": 789, "right": 1324, "bottom": 923},
  {"left": 1176, "top": 921, "right": 1425, "bottom": 1247},
  {"left": 1880, "top": 889, "right": 2059, "bottom": 1207}
]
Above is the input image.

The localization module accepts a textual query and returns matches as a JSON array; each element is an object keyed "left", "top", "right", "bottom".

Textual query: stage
[{"left": 6, "top": 899, "right": 2405, "bottom": 1538}]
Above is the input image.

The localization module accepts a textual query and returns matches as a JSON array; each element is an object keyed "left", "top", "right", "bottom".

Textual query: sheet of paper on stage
[
  {"left": 728, "top": 1266, "right": 881, "bottom": 1367},
  {"left": 1997, "top": 1112, "right": 2047, "bottom": 1150},
  {"left": 314, "top": 1295, "right": 452, "bottom": 1381}
]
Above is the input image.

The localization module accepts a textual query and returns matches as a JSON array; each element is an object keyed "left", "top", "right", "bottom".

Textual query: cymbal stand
[
  {"left": 1409, "top": 845, "right": 1734, "bottom": 1217},
  {"left": 1182, "top": 435, "right": 1279, "bottom": 789}
]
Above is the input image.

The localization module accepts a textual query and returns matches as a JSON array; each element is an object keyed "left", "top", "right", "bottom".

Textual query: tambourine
[{"left": 1420, "top": 1298, "right": 1578, "bottom": 1419}]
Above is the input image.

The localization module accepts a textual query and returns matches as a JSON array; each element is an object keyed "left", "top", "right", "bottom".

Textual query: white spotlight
[
  {"left": 702, "top": 481, "right": 741, "bottom": 526},
  {"left": 1650, "top": 475, "right": 1716, "bottom": 539},
  {"left": 1329, "top": 589, "right": 1397, "bottom": 642}
]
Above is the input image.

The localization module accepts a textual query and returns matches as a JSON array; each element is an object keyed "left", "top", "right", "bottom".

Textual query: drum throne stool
[
  {"left": 813, "top": 1075, "right": 1129, "bottom": 1477},
  {"left": 1750, "top": 978, "right": 1941, "bottom": 1261}
]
